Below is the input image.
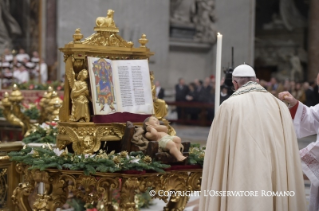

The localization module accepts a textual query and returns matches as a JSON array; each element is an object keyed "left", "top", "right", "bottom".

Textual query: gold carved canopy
[{"left": 59, "top": 9, "right": 154, "bottom": 122}]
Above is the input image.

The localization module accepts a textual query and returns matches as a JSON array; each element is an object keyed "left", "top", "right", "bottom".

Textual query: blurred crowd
[
  {"left": 169, "top": 75, "right": 319, "bottom": 122},
  {"left": 0, "top": 48, "right": 48, "bottom": 88}
]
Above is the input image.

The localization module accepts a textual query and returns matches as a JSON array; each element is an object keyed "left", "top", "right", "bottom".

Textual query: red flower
[
  {"left": 46, "top": 121, "right": 57, "bottom": 127},
  {"left": 29, "top": 84, "right": 34, "bottom": 90},
  {"left": 57, "top": 86, "right": 62, "bottom": 91}
]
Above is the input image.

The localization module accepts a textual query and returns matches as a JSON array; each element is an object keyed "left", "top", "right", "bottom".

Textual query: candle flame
[{"left": 217, "top": 32, "right": 222, "bottom": 36}]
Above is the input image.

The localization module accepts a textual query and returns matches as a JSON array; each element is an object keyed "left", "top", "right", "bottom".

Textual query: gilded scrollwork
[
  {"left": 0, "top": 168, "right": 7, "bottom": 208},
  {"left": 120, "top": 177, "right": 140, "bottom": 211},
  {"left": 187, "top": 172, "right": 202, "bottom": 191},
  {"left": 57, "top": 123, "right": 126, "bottom": 154},
  {"left": 12, "top": 165, "right": 202, "bottom": 211}
]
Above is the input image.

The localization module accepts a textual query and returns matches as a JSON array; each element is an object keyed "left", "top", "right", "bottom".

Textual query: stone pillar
[
  {"left": 46, "top": 0, "right": 57, "bottom": 80},
  {"left": 308, "top": 0, "right": 319, "bottom": 81}
]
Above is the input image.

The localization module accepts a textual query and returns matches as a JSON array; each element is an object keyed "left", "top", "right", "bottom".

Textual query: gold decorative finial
[
  {"left": 13, "top": 84, "right": 17, "bottom": 91},
  {"left": 127, "top": 41, "right": 134, "bottom": 48},
  {"left": 48, "top": 86, "right": 53, "bottom": 93},
  {"left": 139, "top": 34, "right": 148, "bottom": 48},
  {"left": 73, "top": 28, "right": 83, "bottom": 44}
]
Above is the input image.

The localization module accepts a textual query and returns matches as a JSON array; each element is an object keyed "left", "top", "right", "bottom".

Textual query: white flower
[
  {"left": 130, "top": 158, "right": 140, "bottom": 163},
  {"left": 40, "top": 123, "right": 50, "bottom": 130},
  {"left": 54, "top": 148, "right": 64, "bottom": 156}
]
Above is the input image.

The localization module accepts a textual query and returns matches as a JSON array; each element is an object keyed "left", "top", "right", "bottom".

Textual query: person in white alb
[
  {"left": 279, "top": 73, "right": 319, "bottom": 211},
  {"left": 13, "top": 65, "right": 29, "bottom": 84},
  {"left": 34, "top": 58, "right": 48, "bottom": 84},
  {"left": 15, "top": 48, "right": 30, "bottom": 62}
]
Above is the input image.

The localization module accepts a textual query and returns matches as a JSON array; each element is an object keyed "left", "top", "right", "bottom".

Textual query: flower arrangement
[{"left": 188, "top": 144, "right": 205, "bottom": 166}]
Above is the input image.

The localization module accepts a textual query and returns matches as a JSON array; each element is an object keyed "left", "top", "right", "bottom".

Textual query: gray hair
[{"left": 232, "top": 77, "right": 256, "bottom": 87}]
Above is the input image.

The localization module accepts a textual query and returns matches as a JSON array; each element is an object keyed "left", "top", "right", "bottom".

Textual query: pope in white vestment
[{"left": 200, "top": 65, "right": 306, "bottom": 211}]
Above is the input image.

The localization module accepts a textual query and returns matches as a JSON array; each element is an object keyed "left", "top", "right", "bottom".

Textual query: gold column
[{"left": 0, "top": 142, "right": 23, "bottom": 211}]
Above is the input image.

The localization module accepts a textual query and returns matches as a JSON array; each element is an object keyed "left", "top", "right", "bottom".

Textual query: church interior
[{"left": 0, "top": 0, "right": 317, "bottom": 210}]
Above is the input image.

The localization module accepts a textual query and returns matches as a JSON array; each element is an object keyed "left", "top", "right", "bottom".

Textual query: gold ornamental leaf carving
[
  {"left": 64, "top": 127, "right": 82, "bottom": 154},
  {"left": 82, "top": 31, "right": 133, "bottom": 48}
]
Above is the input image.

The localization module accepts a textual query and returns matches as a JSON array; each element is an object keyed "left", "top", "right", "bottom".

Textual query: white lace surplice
[{"left": 295, "top": 102, "right": 319, "bottom": 211}]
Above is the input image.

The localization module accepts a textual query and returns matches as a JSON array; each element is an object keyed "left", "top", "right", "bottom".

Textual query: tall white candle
[{"left": 214, "top": 33, "right": 223, "bottom": 115}]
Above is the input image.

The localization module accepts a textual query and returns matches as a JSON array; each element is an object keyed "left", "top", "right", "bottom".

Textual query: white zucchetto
[{"left": 232, "top": 64, "right": 256, "bottom": 77}]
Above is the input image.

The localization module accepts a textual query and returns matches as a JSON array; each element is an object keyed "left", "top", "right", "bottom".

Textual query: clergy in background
[
  {"left": 279, "top": 74, "right": 319, "bottom": 211},
  {"left": 199, "top": 64, "right": 306, "bottom": 211}
]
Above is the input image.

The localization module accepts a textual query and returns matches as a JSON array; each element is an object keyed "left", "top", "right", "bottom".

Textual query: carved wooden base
[{"left": 12, "top": 164, "right": 202, "bottom": 211}]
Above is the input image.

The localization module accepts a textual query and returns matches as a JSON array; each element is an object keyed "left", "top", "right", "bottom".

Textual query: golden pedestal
[{"left": 12, "top": 164, "right": 202, "bottom": 211}]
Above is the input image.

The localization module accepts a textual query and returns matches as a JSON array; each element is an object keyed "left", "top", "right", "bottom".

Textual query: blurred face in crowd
[
  {"left": 270, "top": 77, "right": 277, "bottom": 85},
  {"left": 179, "top": 78, "right": 184, "bottom": 85},
  {"left": 33, "top": 51, "right": 39, "bottom": 58},
  {"left": 189, "top": 84, "right": 195, "bottom": 92},
  {"left": 4, "top": 48, "right": 10, "bottom": 55},
  {"left": 155, "top": 81, "right": 160, "bottom": 87},
  {"left": 222, "top": 87, "right": 228, "bottom": 94},
  {"left": 19, "top": 48, "right": 25, "bottom": 54},
  {"left": 194, "top": 79, "right": 200, "bottom": 86},
  {"left": 204, "top": 77, "right": 210, "bottom": 86},
  {"left": 303, "top": 82, "right": 309, "bottom": 90},
  {"left": 296, "top": 83, "right": 301, "bottom": 90}
]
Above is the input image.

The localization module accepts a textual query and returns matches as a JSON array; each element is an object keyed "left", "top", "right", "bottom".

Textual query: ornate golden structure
[
  {"left": 1, "top": 85, "right": 62, "bottom": 136},
  {"left": 57, "top": 9, "right": 170, "bottom": 154},
  {"left": 7, "top": 9, "right": 202, "bottom": 211},
  {"left": 12, "top": 164, "right": 202, "bottom": 211}
]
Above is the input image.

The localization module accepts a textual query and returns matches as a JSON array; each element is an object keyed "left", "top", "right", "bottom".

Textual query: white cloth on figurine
[
  {"left": 199, "top": 82, "right": 306, "bottom": 211},
  {"left": 293, "top": 102, "right": 319, "bottom": 211}
]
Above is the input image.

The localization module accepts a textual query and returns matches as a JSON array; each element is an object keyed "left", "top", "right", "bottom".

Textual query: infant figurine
[{"left": 143, "top": 116, "right": 187, "bottom": 162}]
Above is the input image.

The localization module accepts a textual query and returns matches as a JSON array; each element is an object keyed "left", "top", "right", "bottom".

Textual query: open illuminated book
[{"left": 88, "top": 57, "right": 154, "bottom": 117}]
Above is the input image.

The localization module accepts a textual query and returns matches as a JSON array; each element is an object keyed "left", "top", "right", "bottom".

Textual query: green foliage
[
  {"left": 8, "top": 147, "right": 171, "bottom": 175},
  {"left": 136, "top": 187, "right": 154, "bottom": 208},
  {"left": 188, "top": 144, "right": 205, "bottom": 166},
  {"left": 16, "top": 80, "right": 64, "bottom": 91},
  {"left": 22, "top": 125, "right": 57, "bottom": 144},
  {"left": 23, "top": 106, "right": 40, "bottom": 120},
  {"left": 67, "top": 198, "right": 85, "bottom": 211}
]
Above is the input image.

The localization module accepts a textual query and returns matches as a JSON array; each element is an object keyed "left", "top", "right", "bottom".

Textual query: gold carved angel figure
[{"left": 66, "top": 68, "right": 90, "bottom": 122}]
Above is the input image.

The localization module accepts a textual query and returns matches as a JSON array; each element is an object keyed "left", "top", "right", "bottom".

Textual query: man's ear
[{"left": 145, "top": 122, "right": 150, "bottom": 126}]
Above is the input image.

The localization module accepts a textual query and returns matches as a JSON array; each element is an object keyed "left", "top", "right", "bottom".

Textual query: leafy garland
[
  {"left": 16, "top": 80, "right": 64, "bottom": 91},
  {"left": 0, "top": 106, "right": 39, "bottom": 120},
  {"left": 22, "top": 125, "right": 57, "bottom": 144},
  {"left": 8, "top": 147, "right": 171, "bottom": 175},
  {"left": 23, "top": 106, "right": 40, "bottom": 120},
  {"left": 188, "top": 144, "right": 205, "bottom": 166}
]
